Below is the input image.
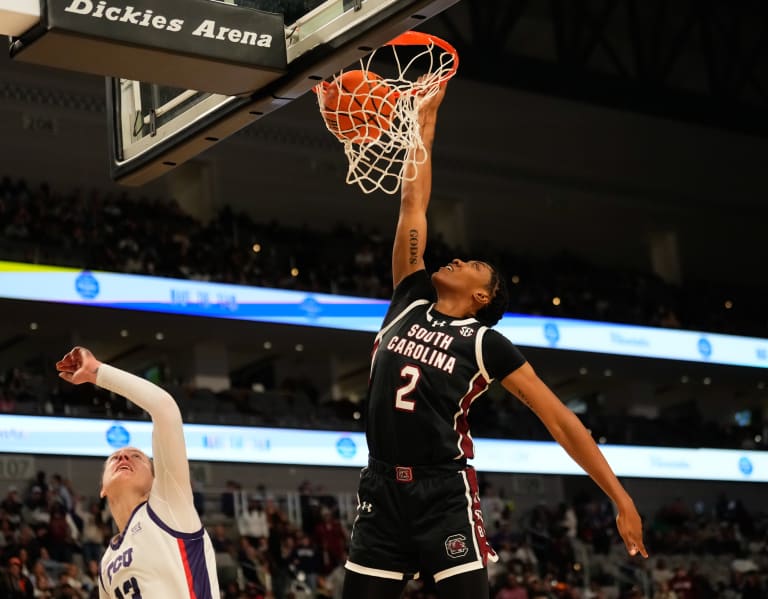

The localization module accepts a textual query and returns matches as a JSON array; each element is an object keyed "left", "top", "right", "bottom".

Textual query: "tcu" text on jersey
[{"left": 105, "top": 547, "right": 134, "bottom": 584}]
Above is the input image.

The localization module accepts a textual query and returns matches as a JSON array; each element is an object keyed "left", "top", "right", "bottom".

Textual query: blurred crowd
[
  {"left": 1, "top": 180, "right": 766, "bottom": 597},
  {"left": 0, "top": 360, "right": 763, "bottom": 452},
  {"left": 1, "top": 469, "right": 767, "bottom": 598},
  {"left": 0, "top": 177, "right": 765, "bottom": 338}
]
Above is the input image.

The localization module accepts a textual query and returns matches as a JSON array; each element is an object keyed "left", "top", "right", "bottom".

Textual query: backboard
[{"left": 107, "top": 0, "right": 460, "bottom": 186}]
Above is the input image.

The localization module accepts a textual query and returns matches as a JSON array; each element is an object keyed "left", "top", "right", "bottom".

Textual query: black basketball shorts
[{"left": 345, "top": 457, "right": 497, "bottom": 583}]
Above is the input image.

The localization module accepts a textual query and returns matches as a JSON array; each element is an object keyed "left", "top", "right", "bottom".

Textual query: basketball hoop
[{"left": 315, "top": 31, "right": 459, "bottom": 195}]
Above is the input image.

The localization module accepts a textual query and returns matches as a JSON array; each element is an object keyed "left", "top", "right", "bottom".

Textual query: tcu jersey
[
  {"left": 99, "top": 501, "right": 218, "bottom": 599},
  {"left": 367, "top": 270, "right": 526, "bottom": 465}
]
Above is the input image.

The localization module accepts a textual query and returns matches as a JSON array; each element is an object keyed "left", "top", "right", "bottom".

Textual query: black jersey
[{"left": 366, "top": 270, "right": 527, "bottom": 466}]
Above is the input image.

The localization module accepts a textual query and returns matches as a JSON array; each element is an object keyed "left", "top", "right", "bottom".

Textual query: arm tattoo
[
  {"left": 408, "top": 229, "right": 419, "bottom": 265},
  {"left": 516, "top": 387, "right": 532, "bottom": 408}
]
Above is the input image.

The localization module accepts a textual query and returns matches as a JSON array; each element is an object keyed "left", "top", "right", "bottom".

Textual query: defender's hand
[{"left": 56, "top": 346, "right": 102, "bottom": 385}]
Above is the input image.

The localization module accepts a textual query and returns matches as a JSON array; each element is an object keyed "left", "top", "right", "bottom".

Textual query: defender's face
[
  {"left": 101, "top": 447, "right": 153, "bottom": 498},
  {"left": 432, "top": 259, "right": 493, "bottom": 296}
]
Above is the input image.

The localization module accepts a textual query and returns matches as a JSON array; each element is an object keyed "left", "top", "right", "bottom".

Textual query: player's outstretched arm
[
  {"left": 501, "top": 362, "right": 648, "bottom": 558},
  {"left": 392, "top": 84, "right": 447, "bottom": 288},
  {"left": 56, "top": 347, "right": 199, "bottom": 530}
]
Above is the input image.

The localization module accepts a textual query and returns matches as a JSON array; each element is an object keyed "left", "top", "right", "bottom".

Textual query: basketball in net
[
  {"left": 315, "top": 31, "right": 459, "bottom": 195},
  {"left": 319, "top": 70, "right": 396, "bottom": 144}
]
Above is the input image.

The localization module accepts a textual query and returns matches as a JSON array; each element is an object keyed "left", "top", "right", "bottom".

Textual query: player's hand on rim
[
  {"left": 56, "top": 346, "right": 102, "bottom": 386},
  {"left": 416, "top": 76, "right": 446, "bottom": 113}
]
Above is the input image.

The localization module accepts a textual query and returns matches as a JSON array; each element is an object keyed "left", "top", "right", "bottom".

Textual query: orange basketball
[{"left": 320, "top": 70, "right": 395, "bottom": 143}]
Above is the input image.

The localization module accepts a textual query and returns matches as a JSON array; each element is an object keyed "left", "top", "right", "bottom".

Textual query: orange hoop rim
[
  {"left": 314, "top": 31, "right": 459, "bottom": 95},
  {"left": 385, "top": 30, "right": 459, "bottom": 84}
]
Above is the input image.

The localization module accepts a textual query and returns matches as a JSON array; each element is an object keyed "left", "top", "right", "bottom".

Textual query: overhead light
[
  {"left": 252, "top": 243, "right": 261, "bottom": 253},
  {"left": 578, "top": 367, "right": 588, "bottom": 375},
  {"left": 29, "top": 322, "right": 38, "bottom": 331},
  {"left": 291, "top": 267, "right": 299, "bottom": 277},
  {"left": 703, "top": 377, "right": 711, "bottom": 385},
  {"left": 295, "top": 344, "right": 304, "bottom": 352},
  {"left": 511, "top": 275, "right": 520, "bottom": 284},
  {"left": 681, "top": 375, "right": 689, "bottom": 384},
  {"left": 724, "top": 300, "right": 733, "bottom": 309},
  {"left": 603, "top": 369, "right": 612, "bottom": 377},
  {"left": 552, "top": 296, "right": 561, "bottom": 306},
  {"left": 263, "top": 341, "right": 272, "bottom": 350},
  {"left": 120, "top": 329, "right": 129, "bottom": 338},
  {"left": 155, "top": 332, "right": 164, "bottom": 341}
]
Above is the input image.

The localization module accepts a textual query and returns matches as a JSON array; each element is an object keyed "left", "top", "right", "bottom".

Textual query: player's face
[
  {"left": 432, "top": 259, "right": 494, "bottom": 299},
  {"left": 101, "top": 447, "right": 153, "bottom": 498}
]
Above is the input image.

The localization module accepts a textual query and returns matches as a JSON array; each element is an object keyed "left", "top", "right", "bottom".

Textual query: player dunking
[
  {"left": 56, "top": 347, "right": 219, "bottom": 599},
  {"left": 341, "top": 85, "right": 647, "bottom": 599}
]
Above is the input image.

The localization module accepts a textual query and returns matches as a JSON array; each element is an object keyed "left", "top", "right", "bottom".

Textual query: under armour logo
[
  {"left": 432, "top": 320, "right": 447, "bottom": 327},
  {"left": 360, "top": 502, "right": 373, "bottom": 513}
]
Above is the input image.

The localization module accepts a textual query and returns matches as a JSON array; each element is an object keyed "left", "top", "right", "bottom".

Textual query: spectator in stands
[
  {"left": 238, "top": 538, "right": 271, "bottom": 595},
  {"left": 220, "top": 480, "right": 241, "bottom": 519},
  {"left": 0, "top": 388, "right": 16, "bottom": 413},
  {"left": 495, "top": 574, "right": 529, "bottom": 599},
  {"left": 651, "top": 558, "right": 674, "bottom": 589},
  {"left": 34, "top": 571, "right": 55, "bottom": 598},
  {"left": 80, "top": 560, "right": 99, "bottom": 598},
  {"left": 313, "top": 507, "right": 347, "bottom": 574},
  {"left": 2, "top": 486, "right": 23, "bottom": 528},
  {"left": 669, "top": 566, "right": 693, "bottom": 599},
  {"left": 29, "top": 559, "right": 53, "bottom": 592},
  {"left": 0, "top": 555, "right": 34, "bottom": 598},
  {"left": 210, "top": 523, "right": 236, "bottom": 556},
  {"left": 481, "top": 482, "right": 506, "bottom": 534},
  {"left": 45, "top": 504, "right": 75, "bottom": 563},
  {"left": 292, "top": 531, "right": 321, "bottom": 593},
  {"left": 238, "top": 495, "right": 270, "bottom": 547},
  {"left": 49, "top": 476, "right": 72, "bottom": 514},
  {"left": 53, "top": 569, "right": 86, "bottom": 598},
  {"left": 324, "top": 549, "right": 348, "bottom": 599},
  {"left": 74, "top": 500, "right": 104, "bottom": 566}
]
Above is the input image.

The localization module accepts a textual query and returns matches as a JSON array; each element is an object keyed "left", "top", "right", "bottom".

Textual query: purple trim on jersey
[
  {"left": 146, "top": 503, "right": 214, "bottom": 599},
  {"left": 145, "top": 502, "right": 205, "bottom": 539},
  {"left": 109, "top": 501, "right": 148, "bottom": 550},
  {"left": 177, "top": 536, "right": 214, "bottom": 599}
]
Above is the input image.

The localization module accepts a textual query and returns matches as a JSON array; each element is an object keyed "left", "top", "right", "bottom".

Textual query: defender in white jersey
[{"left": 56, "top": 347, "right": 219, "bottom": 599}]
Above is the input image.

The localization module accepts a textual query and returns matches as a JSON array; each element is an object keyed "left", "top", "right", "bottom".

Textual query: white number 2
[{"left": 394, "top": 364, "right": 421, "bottom": 412}]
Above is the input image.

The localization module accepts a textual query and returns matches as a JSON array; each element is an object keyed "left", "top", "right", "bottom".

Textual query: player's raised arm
[
  {"left": 56, "top": 347, "right": 199, "bottom": 532},
  {"left": 501, "top": 363, "right": 648, "bottom": 558},
  {"left": 391, "top": 85, "right": 446, "bottom": 288}
]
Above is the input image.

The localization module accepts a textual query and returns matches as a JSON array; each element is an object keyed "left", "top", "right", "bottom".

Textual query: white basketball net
[{"left": 315, "top": 34, "right": 458, "bottom": 195}]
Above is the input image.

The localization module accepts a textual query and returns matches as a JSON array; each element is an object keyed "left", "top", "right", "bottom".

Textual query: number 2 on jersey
[{"left": 395, "top": 364, "right": 421, "bottom": 412}]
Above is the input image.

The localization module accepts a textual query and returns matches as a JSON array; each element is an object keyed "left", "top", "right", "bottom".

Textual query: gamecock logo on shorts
[{"left": 444, "top": 534, "right": 469, "bottom": 559}]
